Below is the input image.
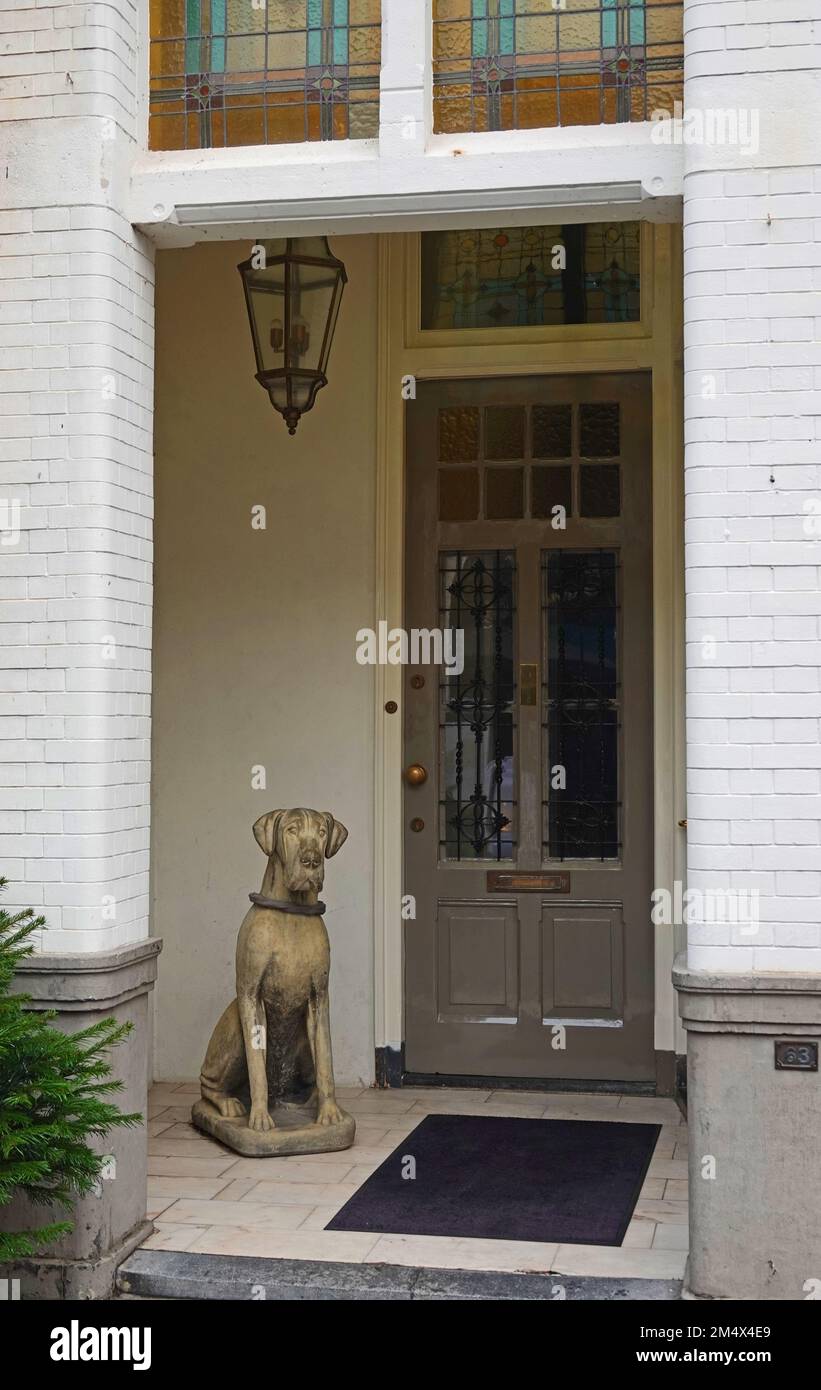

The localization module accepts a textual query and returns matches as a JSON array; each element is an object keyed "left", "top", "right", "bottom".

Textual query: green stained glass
[
  {"left": 150, "top": 0, "right": 381, "bottom": 150},
  {"left": 421, "top": 222, "right": 641, "bottom": 330}
]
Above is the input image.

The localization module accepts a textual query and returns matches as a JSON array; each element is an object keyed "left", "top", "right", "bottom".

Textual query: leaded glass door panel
[{"left": 404, "top": 373, "right": 654, "bottom": 1081}]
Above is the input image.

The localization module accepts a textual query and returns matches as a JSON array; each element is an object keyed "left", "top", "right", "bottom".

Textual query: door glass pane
[
  {"left": 440, "top": 551, "right": 516, "bottom": 861},
  {"left": 580, "top": 401, "right": 620, "bottom": 456},
  {"left": 532, "top": 465, "right": 572, "bottom": 520},
  {"left": 485, "top": 405, "right": 525, "bottom": 460},
  {"left": 439, "top": 406, "right": 480, "bottom": 461},
  {"left": 533, "top": 403, "right": 572, "bottom": 458},
  {"left": 542, "top": 550, "right": 619, "bottom": 860},
  {"left": 580, "top": 463, "right": 621, "bottom": 517},
  {"left": 486, "top": 467, "right": 524, "bottom": 519},
  {"left": 439, "top": 468, "right": 480, "bottom": 521}
]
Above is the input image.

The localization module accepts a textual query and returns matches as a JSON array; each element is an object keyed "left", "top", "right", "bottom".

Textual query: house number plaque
[
  {"left": 487, "top": 871, "right": 570, "bottom": 893},
  {"left": 774, "top": 1040, "right": 818, "bottom": 1072}
]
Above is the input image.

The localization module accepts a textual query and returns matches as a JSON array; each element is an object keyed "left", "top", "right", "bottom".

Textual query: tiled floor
[{"left": 143, "top": 1082, "right": 689, "bottom": 1280}]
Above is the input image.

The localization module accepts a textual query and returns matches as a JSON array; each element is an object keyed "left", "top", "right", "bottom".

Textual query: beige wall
[{"left": 151, "top": 236, "right": 378, "bottom": 1085}]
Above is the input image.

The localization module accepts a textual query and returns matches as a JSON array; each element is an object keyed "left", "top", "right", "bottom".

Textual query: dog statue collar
[{"left": 249, "top": 893, "right": 326, "bottom": 916}]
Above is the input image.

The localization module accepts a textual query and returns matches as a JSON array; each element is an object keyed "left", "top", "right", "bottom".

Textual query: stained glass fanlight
[
  {"left": 150, "top": 0, "right": 382, "bottom": 150},
  {"left": 432, "top": 0, "right": 684, "bottom": 133},
  {"left": 421, "top": 222, "right": 641, "bottom": 330},
  {"left": 238, "top": 238, "right": 348, "bottom": 435}
]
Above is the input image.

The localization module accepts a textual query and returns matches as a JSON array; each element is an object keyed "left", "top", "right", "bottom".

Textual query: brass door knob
[{"left": 404, "top": 763, "right": 428, "bottom": 787}]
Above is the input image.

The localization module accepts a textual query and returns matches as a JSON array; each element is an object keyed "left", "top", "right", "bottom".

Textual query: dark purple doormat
[{"left": 326, "top": 1114, "right": 661, "bottom": 1246}]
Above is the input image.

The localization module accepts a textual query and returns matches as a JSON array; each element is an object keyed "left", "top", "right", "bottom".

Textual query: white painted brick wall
[
  {"left": 683, "top": 0, "right": 821, "bottom": 971},
  {"left": 1, "top": 0, "right": 154, "bottom": 951}
]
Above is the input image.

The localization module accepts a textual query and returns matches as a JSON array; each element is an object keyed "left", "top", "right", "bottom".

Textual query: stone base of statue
[{"left": 191, "top": 1098, "right": 356, "bottom": 1158}]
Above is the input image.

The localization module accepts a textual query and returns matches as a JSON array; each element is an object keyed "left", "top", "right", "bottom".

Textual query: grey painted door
[{"left": 404, "top": 374, "right": 654, "bottom": 1081}]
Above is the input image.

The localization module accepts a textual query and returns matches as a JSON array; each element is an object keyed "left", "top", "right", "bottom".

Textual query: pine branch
[{"left": 0, "top": 878, "right": 144, "bottom": 1259}]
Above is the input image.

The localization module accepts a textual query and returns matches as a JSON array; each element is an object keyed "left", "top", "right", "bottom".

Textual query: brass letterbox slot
[{"left": 487, "top": 871, "right": 570, "bottom": 894}]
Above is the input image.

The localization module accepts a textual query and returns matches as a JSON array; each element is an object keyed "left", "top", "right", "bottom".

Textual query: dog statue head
[{"left": 253, "top": 808, "right": 348, "bottom": 895}]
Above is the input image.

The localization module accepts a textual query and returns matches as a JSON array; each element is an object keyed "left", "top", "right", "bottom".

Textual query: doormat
[{"left": 326, "top": 1114, "right": 660, "bottom": 1246}]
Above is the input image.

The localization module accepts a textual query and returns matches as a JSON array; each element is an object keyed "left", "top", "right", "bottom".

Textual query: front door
[{"left": 404, "top": 373, "right": 654, "bottom": 1082}]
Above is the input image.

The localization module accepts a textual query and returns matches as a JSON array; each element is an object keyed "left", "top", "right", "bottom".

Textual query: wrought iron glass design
[
  {"left": 543, "top": 550, "right": 620, "bottom": 860},
  {"left": 432, "top": 0, "right": 683, "bottom": 133},
  {"left": 421, "top": 223, "right": 641, "bottom": 330},
  {"left": 150, "top": 0, "right": 382, "bottom": 150},
  {"left": 440, "top": 551, "right": 517, "bottom": 860}
]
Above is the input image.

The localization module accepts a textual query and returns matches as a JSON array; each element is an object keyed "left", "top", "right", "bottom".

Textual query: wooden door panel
[
  {"left": 436, "top": 903, "right": 519, "bottom": 1023},
  {"left": 541, "top": 906, "right": 624, "bottom": 1021}
]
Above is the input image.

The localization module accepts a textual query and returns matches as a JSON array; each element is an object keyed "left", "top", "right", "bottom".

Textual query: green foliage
[{"left": 0, "top": 879, "right": 141, "bottom": 1261}]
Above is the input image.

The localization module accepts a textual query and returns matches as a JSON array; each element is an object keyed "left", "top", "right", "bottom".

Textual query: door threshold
[{"left": 400, "top": 1072, "right": 658, "bottom": 1096}]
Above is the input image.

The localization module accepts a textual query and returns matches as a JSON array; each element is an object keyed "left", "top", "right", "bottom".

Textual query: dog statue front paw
[
  {"left": 215, "top": 1096, "right": 246, "bottom": 1119},
  {"left": 315, "top": 1100, "right": 344, "bottom": 1128},
  {"left": 248, "top": 1103, "right": 276, "bottom": 1132}
]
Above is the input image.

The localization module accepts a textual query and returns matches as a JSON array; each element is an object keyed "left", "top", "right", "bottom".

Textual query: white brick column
[
  {"left": 678, "top": 0, "right": 821, "bottom": 1300},
  {"left": 0, "top": 1, "right": 155, "bottom": 954},
  {"left": 0, "top": 1, "right": 157, "bottom": 1297},
  {"left": 683, "top": 0, "right": 821, "bottom": 973}
]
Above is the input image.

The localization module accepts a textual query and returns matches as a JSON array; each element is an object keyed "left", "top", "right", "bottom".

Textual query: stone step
[{"left": 117, "top": 1249, "right": 681, "bottom": 1302}]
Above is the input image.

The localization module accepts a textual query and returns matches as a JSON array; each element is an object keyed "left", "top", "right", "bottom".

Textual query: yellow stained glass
[
  {"left": 433, "top": 0, "right": 683, "bottom": 134},
  {"left": 149, "top": 0, "right": 382, "bottom": 150}
]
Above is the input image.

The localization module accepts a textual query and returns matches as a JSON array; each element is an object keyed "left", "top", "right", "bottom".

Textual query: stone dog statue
[{"left": 191, "top": 808, "right": 355, "bottom": 1156}]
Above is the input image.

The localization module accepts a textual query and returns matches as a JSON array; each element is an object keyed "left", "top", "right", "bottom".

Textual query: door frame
[{"left": 373, "top": 222, "right": 686, "bottom": 1080}]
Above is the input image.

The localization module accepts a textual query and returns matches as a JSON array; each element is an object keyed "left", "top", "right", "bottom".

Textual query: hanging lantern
[{"left": 238, "top": 237, "right": 347, "bottom": 435}]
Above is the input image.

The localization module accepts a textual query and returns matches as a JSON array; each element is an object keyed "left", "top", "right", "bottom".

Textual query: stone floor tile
[
  {"left": 364, "top": 1233, "right": 561, "bottom": 1275},
  {"left": 162, "top": 1199, "right": 314, "bottom": 1231},
  {"left": 652, "top": 1222, "right": 690, "bottom": 1251},
  {"left": 147, "top": 1176, "right": 233, "bottom": 1201},
  {"left": 623, "top": 1219, "right": 656, "bottom": 1249},
  {"left": 146, "top": 1196, "right": 176, "bottom": 1221},
  {"left": 647, "top": 1159, "right": 689, "bottom": 1181},
  {"left": 616, "top": 1097, "right": 683, "bottom": 1124},
  {"left": 148, "top": 1154, "right": 239, "bottom": 1179},
  {"left": 343, "top": 1094, "right": 420, "bottom": 1115},
  {"left": 633, "top": 1199, "right": 689, "bottom": 1224},
  {"left": 550, "top": 1244, "right": 688, "bottom": 1280},
  {"left": 185, "top": 1227, "right": 381, "bottom": 1263},
  {"left": 142, "top": 1223, "right": 207, "bottom": 1253}
]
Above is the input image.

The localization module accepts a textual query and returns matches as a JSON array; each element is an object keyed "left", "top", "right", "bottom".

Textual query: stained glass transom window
[
  {"left": 421, "top": 222, "right": 641, "bottom": 330},
  {"left": 150, "top": 0, "right": 382, "bottom": 151},
  {"left": 432, "top": 0, "right": 683, "bottom": 133}
]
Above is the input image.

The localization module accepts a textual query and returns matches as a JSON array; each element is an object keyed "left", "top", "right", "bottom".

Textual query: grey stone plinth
[
  {"left": 1, "top": 937, "right": 161, "bottom": 1300},
  {"left": 191, "top": 1098, "right": 355, "bottom": 1156},
  {"left": 674, "top": 953, "right": 821, "bottom": 1302}
]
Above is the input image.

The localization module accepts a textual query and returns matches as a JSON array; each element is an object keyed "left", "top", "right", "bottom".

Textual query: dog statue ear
[
  {"left": 253, "top": 810, "right": 286, "bottom": 857},
  {"left": 322, "top": 813, "right": 348, "bottom": 859}
]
